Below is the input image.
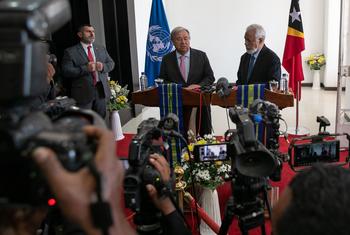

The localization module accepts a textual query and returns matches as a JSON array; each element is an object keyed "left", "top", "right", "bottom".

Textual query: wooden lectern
[
  {"left": 132, "top": 88, "right": 212, "bottom": 135},
  {"left": 132, "top": 87, "right": 294, "bottom": 133}
]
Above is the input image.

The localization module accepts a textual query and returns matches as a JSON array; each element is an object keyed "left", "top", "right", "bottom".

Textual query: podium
[
  {"left": 132, "top": 88, "right": 212, "bottom": 134},
  {"left": 211, "top": 89, "right": 294, "bottom": 110},
  {"left": 132, "top": 87, "right": 294, "bottom": 133}
]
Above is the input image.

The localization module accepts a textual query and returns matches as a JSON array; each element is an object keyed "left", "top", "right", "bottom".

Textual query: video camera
[
  {"left": 0, "top": 0, "right": 105, "bottom": 207},
  {"left": 124, "top": 114, "right": 183, "bottom": 234},
  {"left": 288, "top": 116, "right": 350, "bottom": 171},
  {"left": 211, "top": 100, "right": 286, "bottom": 235},
  {"left": 193, "top": 99, "right": 284, "bottom": 179}
]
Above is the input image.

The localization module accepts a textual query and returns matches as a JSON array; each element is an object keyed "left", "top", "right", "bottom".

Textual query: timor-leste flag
[{"left": 282, "top": 0, "right": 305, "bottom": 100}]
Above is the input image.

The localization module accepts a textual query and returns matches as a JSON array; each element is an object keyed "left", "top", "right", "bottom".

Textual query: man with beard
[
  {"left": 236, "top": 24, "right": 281, "bottom": 85},
  {"left": 62, "top": 24, "right": 115, "bottom": 118}
]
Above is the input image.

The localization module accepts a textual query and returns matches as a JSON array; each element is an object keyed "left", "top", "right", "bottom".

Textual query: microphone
[{"left": 216, "top": 77, "right": 231, "bottom": 98}]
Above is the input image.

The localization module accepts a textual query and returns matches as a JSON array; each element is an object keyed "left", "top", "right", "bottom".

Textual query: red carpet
[{"left": 116, "top": 134, "right": 348, "bottom": 235}]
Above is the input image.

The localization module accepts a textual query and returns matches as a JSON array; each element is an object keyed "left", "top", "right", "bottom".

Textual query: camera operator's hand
[
  {"left": 146, "top": 154, "right": 175, "bottom": 215},
  {"left": 47, "top": 63, "right": 55, "bottom": 84},
  {"left": 32, "top": 126, "right": 136, "bottom": 235}
]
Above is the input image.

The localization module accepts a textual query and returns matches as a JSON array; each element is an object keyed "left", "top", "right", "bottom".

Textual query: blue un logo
[{"left": 146, "top": 25, "right": 173, "bottom": 62}]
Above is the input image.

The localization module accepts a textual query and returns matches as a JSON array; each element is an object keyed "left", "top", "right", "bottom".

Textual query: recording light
[{"left": 47, "top": 198, "right": 56, "bottom": 206}]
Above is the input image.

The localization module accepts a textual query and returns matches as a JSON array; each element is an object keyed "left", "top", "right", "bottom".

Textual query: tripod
[{"left": 218, "top": 173, "right": 272, "bottom": 235}]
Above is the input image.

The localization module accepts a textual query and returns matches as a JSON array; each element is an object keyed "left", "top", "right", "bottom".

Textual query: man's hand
[
  {"left": 87, "top": 62, "right": 96, "bottom": 72},
  {"left": 185, "top": 84, "right": 201, "bottom": 90},
  {"left": 96, "top": 62, "right": 104, "bottom": 72},
  {"left": 146, "top": 154, "right": 175, "bottom": 215},
  {"left": 32, "top": 126, "right": 134, "bottom": 235},
  {"left": 47, "top": 63, "right": 55, "bottom": 83}
]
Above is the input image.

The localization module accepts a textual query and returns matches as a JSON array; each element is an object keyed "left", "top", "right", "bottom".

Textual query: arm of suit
[
  {"left": 197, "top": 52, "right": 215, "bottom": 87},
  {"left": 61, "top": 48, "right": 90, "bottom": 78},
  {"left": 159, "top": 56, "right": 170, "bottom": 81},
  {"left": 236, "top": 55, "right": 245, "bottom": 85},
  {"left": 100, "top": 47, "right": 115, "bottom": 73},
  {"left": 268, "top": 53, "right": 281, "bottom": 82}
]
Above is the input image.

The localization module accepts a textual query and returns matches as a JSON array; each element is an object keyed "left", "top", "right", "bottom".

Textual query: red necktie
[
  {"left": 180, "top": 55, "right": 187, "bottom": 82},
  {"left": 87, "top": 45, "right": 97, "bottom": 86}
]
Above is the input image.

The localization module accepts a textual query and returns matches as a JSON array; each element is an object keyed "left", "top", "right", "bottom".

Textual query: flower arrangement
[
  {"left": 179, "top": 133, "right": 231, "bottom": 190},
  {"left": 107, "top": 80, "right": 129, "bottom": 112},
  {"left": 306, "top": 53, "right": 326, "bottom": 70}
]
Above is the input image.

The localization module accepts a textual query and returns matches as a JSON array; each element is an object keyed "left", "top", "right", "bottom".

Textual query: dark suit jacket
[
  {"left": 61, "top": 43, "right": 115, "bottom": 105},
  {"left": 236, "top": 45, "right": 281, "bottom": 85},
  {"left": 159, "top": 48, "right": 215, "bottom": 136},
  {"left": 159, "top": 48, "right": 215, "bottom": 87}
]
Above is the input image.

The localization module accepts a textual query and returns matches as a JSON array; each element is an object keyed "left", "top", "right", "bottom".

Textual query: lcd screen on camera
[
  {"left": 293, "top": 140, "right": 340, "bottom": 167},
  {"left": 194, "top": 143, "right": 229, "bottom": 162}
]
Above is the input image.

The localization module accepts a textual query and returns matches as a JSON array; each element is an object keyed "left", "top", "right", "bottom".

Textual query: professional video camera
[
  {"left": 215, "top": 100, "right": 285, "bottom": 235},
  {"left": 288, "top": 116, "right": 350, "bottom": 171},
  {"left": 0, "top": 0, "right": 105, "bottom": 207},
  {"left": 124, "top": 114, "right": 184, "bottom": 234}
]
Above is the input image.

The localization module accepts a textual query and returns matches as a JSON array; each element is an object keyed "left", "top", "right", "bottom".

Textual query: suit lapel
[
  {"left": 187, "top": 49, "right": 194, "bottom": 84},
  {"left": 171, "top": 51, "right": 186, "bottom": 84},
  {"left": 93, "top": 44, "right": 101, "bottom": 62},
  {"left": 77, "top": 44, "right": 89, "bottom": 63},
  {"left": 243, "top": 54, "right": 250, "bottom": 84},
  {"left": 250, "top": 46, "right": 267, "bottom": 83}
]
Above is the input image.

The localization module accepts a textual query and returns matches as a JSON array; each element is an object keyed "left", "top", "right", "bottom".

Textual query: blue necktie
[{"left": 247, "top": 55, "right": 255, "bottom": 82}]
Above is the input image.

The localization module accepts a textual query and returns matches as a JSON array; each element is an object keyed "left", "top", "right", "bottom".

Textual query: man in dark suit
[
  {"left": 159, "top": 26, "right": 215, "bottom": 136},
  {"left": 62, "top": 24, "right": 115, "bottom": 118},
  {"left": 236, "top": 24, "right": 281, "bottom": 85}
]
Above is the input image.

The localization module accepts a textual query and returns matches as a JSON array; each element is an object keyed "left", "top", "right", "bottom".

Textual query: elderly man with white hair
[{"left": 236, "top": 24, "right": 281, "bottom": 85}]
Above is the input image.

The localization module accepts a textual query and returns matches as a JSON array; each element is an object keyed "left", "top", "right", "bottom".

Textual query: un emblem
[{"left": 146, "top": 25, "right": 173, "bottom": 62}]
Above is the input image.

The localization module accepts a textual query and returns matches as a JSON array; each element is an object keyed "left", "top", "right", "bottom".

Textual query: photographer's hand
[
  {"left": 146, "top": 154, "right": 175, "bottom": 215},
  {"left": 32, "top": 126, "right": 135, "bottom": 235}
]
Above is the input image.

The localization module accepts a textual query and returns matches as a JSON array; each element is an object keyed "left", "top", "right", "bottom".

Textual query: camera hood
[
  {"left": 0, "top": 0, "right": 71, "bottom": 39},
  {"left": 0, "top": 0, "right": 71, "bottom": 102},
  {"left": 235, "top": 142, "right": 278, "bottom": 178}
]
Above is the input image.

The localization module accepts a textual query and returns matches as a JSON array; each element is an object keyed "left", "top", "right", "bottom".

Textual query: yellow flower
[
  {"left": 197, "top": 139, "right": 207, "bottom": 145},
  {"left": 110, "top": 80, "right": 115, "bottom": 85},
  {"left": 116, "top": 98, "right": 121, "bottom": 103},
  {"left": 188, "top": 143, "right": 194, "bottom": 152},
  {"left": 215, "top": 161, "right": 223, "bottom": 167},
  {"left": 183, "top": 152, "right": 190, "bottom": 161}
]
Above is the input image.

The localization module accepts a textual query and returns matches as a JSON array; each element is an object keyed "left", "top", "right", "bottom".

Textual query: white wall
[
  {"left": 324, "top": 0, "right": 341, "bottom": 88},
  {"left": 134, "top": 0, "right": 325, "bottom": 84}
]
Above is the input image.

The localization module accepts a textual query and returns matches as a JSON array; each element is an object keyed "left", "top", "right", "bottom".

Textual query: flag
[
  {"left": 144, "top": 0, "right": 173, "bottom": 86},
  {"left": 282, "top": 0, "right": 305, "bottom": 100}
]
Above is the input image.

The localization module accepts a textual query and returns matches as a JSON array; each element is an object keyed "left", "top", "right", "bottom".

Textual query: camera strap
[{"left": 88, "top": 161, "right": 113, "bottom": 235}]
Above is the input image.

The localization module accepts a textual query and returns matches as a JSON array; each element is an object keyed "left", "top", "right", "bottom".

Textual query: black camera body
[
  {"left": 0, "top": 98, "right": 106, "bottom": 206},
  {"left": 0, "top": 0, "right": 107, "bottom": 207},
  {"left": 218, "top": 101, "right": 285, "bottom": 235},
  {"left": 124, "top": 115, "right": 182, "bottom": 234},
  {"left": 124, "top": 118, "right": 165, "bottom": 213}
]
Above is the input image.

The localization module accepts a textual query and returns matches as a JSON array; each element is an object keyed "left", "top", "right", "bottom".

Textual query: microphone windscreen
[{"left": 216, "top": 77, "right": 230, "bottom": 98}]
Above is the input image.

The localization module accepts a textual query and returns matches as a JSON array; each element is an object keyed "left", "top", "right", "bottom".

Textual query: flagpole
[
  {"left": 287, "top": 83, "right": 309, "bottom": 136},
  {"left": 295, "top": 81, "right": 299, "bottom": 131}
]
